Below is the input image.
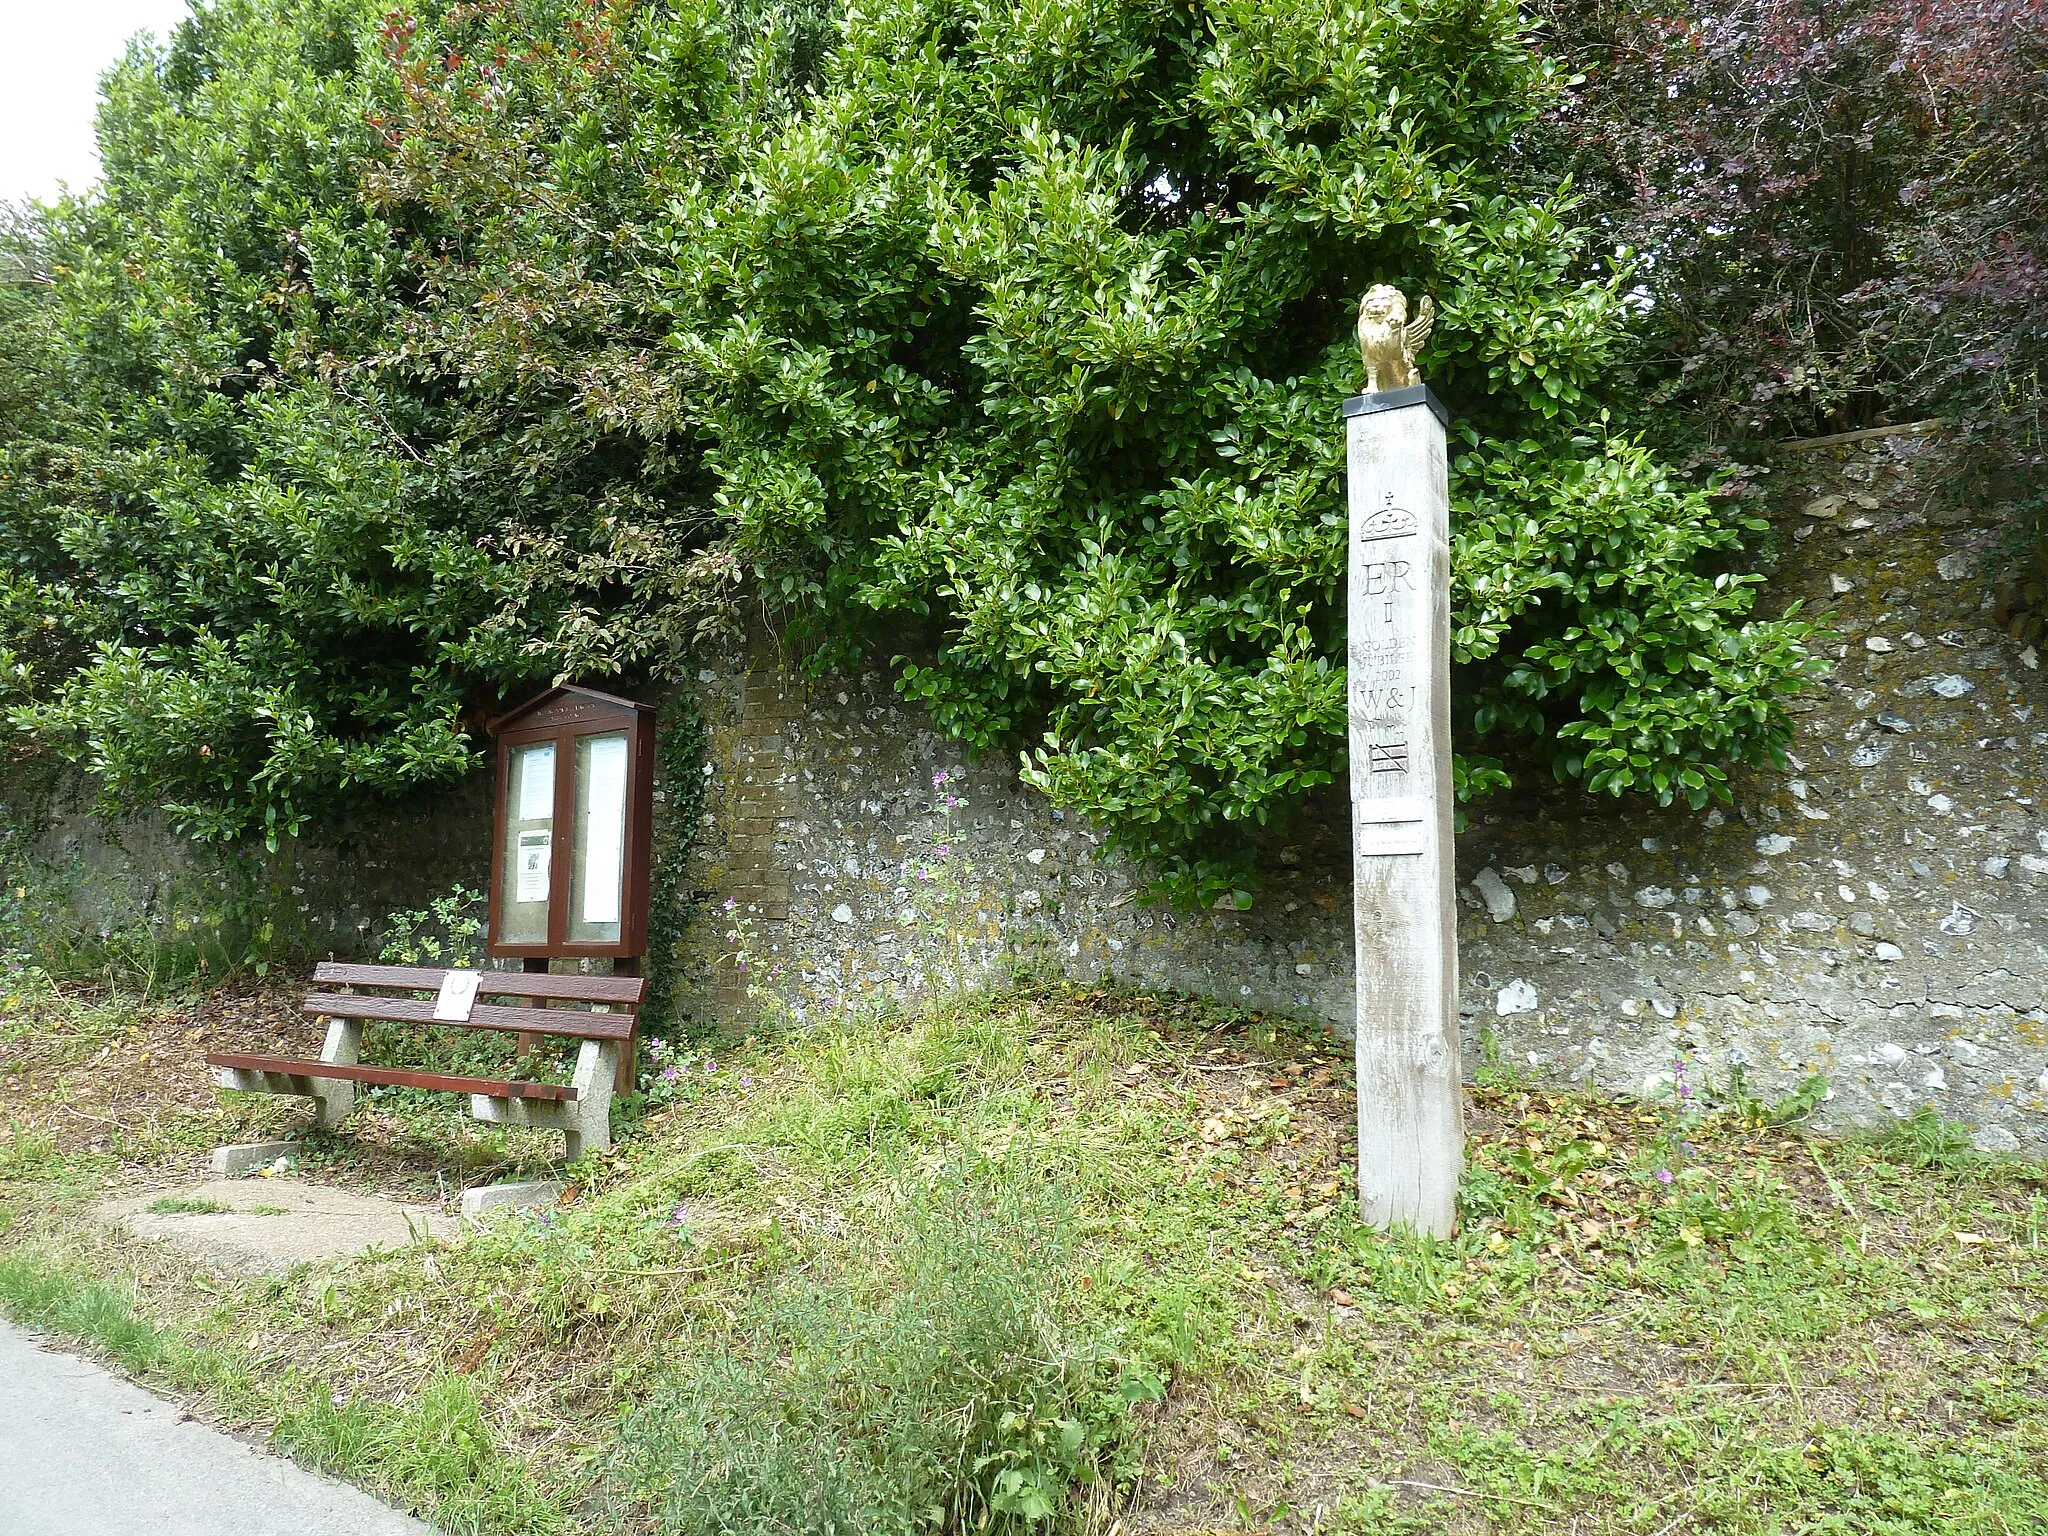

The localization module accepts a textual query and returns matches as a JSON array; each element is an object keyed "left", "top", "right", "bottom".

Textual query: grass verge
[{"left": 3, "top": 979, "right": 2045, "bottom": 1534}]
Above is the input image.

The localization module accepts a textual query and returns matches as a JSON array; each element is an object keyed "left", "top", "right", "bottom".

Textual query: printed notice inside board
[
  {"left": 581, "top": 735, "right": 628, "bottom": 925},
  {"left": 517, "top": 743, "right": 555, "bottom": 821},
  {"left": 515, "top": 828, "right": 551, "bottom": 902}
]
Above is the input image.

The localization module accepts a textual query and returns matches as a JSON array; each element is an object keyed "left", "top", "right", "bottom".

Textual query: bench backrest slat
[
  {"left": 303, "top": 991, "right": 635, "bottom": 1042},
  {"left": 311, "top": 961, "right": 646, "bottom": 1007}
]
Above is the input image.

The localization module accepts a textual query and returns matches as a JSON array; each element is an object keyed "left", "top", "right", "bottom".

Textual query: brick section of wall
[{"left": 698, "top": 662, "right": 803, "bottom": 1004}]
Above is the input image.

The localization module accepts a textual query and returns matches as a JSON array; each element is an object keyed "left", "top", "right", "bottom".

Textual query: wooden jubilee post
[
  {"left": 487, "top": 684, "right": 656, "bottom": 1092},
  {"left": 1346, "top": 285, "right": 1464, "bottom": 1236}
]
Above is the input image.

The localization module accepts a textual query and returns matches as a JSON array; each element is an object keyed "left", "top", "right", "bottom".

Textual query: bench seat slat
[
  {"left": 302, "top": 992, "right": 633, "bottom": 1041},
  {"left": 312, "top": 961, "right": 645, "bottom": 1005},
  {"left": 206, "top": 1052, "right": 580, "bottom": 1101}
]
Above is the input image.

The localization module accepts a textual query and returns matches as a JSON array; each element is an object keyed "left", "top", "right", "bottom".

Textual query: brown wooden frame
[
  {"left": 486, "top": 685, "right": 656, "bottom": 962},
  {"left": 207, "top": 1053, "right": 584, "bottom": 1101}
]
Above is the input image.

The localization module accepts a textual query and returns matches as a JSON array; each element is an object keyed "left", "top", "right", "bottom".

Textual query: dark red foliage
[{"left": 1538, "top": 0, "right": 2048, "bottom": 475}]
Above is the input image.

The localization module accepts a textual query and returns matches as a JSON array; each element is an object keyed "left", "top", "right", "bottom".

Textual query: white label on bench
[{"left": 433, "top": 969, "right": 483, "bottom": 1022}]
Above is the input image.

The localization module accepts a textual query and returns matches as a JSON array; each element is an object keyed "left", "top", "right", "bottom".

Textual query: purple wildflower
[
  {"left": 1655, "top": 1167, "right": 1674, "bottom": 1185},
  {"left": 936, "top": 844, "right": 950, "bottom": 857}
]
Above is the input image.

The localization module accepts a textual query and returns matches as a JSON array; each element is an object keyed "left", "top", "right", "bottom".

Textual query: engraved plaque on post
[{"left": 1350, "top": 494, "right": 1427, "bottom": 857}]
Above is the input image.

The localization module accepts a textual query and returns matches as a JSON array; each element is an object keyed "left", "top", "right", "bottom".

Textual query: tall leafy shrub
[
  {"left": 2, "top": 0, "right": 1819, "bottom": 900},
  {"left": 0, "top": 0, "right": 744, "bottom": 846},
  {"left": 376, "top": 0, "right": 1820, "bottom": 902}
]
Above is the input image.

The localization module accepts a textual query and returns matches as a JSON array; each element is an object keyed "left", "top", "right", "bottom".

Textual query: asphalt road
[{"left": 0, "top": 1318, "right": 436, "bottom": 1535}]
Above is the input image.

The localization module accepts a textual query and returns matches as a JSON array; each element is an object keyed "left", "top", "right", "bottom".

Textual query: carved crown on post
[{"left": 1356, "top": 285, "right": 1436, "bottom": 394}]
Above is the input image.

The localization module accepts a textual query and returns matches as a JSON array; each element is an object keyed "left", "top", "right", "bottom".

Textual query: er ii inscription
[{"left": 1350, "top": 492, "right": 1427, "bottom": 856}]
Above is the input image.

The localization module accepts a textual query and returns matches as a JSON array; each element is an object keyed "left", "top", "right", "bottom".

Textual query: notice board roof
[{"left": 488, "top": 684, "right": 655, "bottom": 736}]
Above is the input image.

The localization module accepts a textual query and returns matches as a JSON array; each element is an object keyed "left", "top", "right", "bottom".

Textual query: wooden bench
[{"left": 206, "top": 962, "right": 645, "bottom": 1160}]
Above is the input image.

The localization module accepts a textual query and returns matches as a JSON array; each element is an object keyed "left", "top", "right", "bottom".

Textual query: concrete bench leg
[
  {"left": 312, "top": 1017, "right": 362, "bottom": 1129},
  {"left": 209, "top": 1016, "right": 361, "bottom": 1130},
  {"left": 469, "top": 1039, "right": 617, "bottom": 1162}
]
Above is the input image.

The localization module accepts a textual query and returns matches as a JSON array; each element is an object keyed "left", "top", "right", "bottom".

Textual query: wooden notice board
[{"left": 486, "top": 684, "right": 656, "bottom": 962}]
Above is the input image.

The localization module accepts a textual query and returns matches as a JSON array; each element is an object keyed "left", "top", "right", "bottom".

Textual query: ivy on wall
[{"left": 640, "top": 693, "right": 710, "bottom": 1040}]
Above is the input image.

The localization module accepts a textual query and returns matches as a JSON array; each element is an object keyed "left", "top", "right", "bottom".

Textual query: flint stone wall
[
  {"left": 14, "top": 429, "right": 2047, "bottom": 1153},
  {"left": 673, "top": 429, "right": 2048, "bottom": 1154},
  {"left": 10, "top": 775, "right": 491, "bottom": 956}
]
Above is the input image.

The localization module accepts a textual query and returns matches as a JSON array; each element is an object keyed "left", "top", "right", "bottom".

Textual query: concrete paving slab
[
  {"left": 0, "top": 1319, "right": 436, "bottom": 1535},
  {"left": 460, "top": 1179, "right": 565, "bottom": 1221},
  {"left": 99, "top": 1179, "right": 457, "bottom": 1275},
  {"left": 213, "top": 1140, "right": 303, "bottom": 1176}
]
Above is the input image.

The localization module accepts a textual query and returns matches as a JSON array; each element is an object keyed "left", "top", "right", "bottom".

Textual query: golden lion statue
[{"left": 1356, "top": 285, "right": 1436, "bottom": 393}]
